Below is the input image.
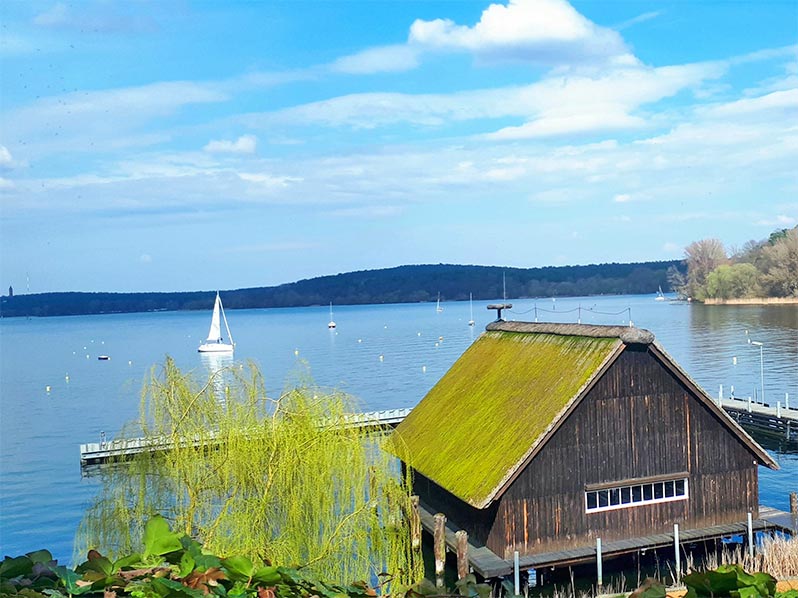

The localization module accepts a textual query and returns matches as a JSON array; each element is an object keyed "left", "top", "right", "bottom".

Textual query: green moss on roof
[{"left": 391, "top": 330, "right": 621, "bottom": 508}]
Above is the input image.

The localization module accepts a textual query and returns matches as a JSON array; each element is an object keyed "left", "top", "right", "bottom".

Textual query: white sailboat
[
  {"left": 468, "top": 293, "right": 475, "bottom": 326},
  {"left": 655, "top": 286, "right": 666, "bottom": 301},
  {"left": 198, "top": 292, "right": 234, "bottom": 353},
  {"left": 436, "top": 292, "right": 444, "bottom": 313},
  {"left": 328, "top": 302, "right": 336, "bottom": 329}
]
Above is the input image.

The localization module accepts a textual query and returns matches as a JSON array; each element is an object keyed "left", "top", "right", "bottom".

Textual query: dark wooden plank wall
[
  {"left": 488, "top": 346, "right": 759, "bottom": 559},
  {"left": 412, "top": 470, "right": 499, "bottom": 546}
]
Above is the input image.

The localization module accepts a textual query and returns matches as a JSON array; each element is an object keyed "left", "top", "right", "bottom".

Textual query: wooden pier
[
  {"left": 417, "top": 500, "right": 797, "bottom": 579},
  {"left": 80, "top": 394, "right": 797, "bottom": 467},
  {"left": 713, "top": 392, "right": 798, "bottom": 441},
  {"left": 79, "top": 407, "right": 412, "bottom": 466}
]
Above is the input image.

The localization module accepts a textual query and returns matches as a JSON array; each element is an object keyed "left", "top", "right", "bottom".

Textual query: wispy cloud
[
  {"left": 331, "top": 45, "right": 420, "bottom": 74},
  {"left": 612, "top": 11, "right": 664, "bottom": 31},
  {"left": 33, "top": 2, "right": 159, "bottom": 34},
  {"left": 204, "top": 135, "right": 258, "bottom": 154}
]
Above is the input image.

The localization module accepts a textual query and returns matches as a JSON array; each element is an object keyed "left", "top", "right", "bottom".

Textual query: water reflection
[
  {"left": 199, "top": 352, "right": 235, "bottom": 405},
  {"left": 688, "top": 304, "right": 798, "bottom": 406}
]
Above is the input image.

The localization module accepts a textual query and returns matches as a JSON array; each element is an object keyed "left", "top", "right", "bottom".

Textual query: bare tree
[{"left": 684, "top": 238, "right": 727, "bottom": 299}]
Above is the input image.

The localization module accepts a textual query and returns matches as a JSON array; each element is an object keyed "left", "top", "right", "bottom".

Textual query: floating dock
[
  {"left": 80, "top": 399, "right": 798, "bottom": 466},
  {"left": 79, "top": 407, "right": 412, "bottom": 466}
]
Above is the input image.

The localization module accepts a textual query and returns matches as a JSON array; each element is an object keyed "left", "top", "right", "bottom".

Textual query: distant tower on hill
[{"left": 8, "top": 286, "right": 12, "bottom": 297}]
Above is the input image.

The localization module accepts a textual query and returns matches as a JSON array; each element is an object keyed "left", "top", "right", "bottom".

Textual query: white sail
[{"left": 206, "top": 294, "right": 223, "bottom": 341}]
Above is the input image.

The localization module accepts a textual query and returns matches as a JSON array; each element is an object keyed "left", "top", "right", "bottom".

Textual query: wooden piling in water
[
  {"left": 410, "top": 495, "right": 422, "bottom": 552},
  {"left": 456, "top": 530, "right": 469, "bottom": 580},
  {"left": 434, "top": 513, "right": 446, "bottom": 587}
]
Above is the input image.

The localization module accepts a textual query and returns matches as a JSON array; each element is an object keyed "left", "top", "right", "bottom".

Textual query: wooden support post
[
  {"left": 513, "top": 551, "right": 520, "bottom": 596},
  {"left": 596, "top": 538, "right": 603, "bottom": 588},
  {"left": 434, "top": 513, "right": 446, "bottom": 587},
  {"left": 455, "top": 530, "right": 469, "bottom": 580},
  {"left": 747, "top": 512, "right": 754, "bottom": 560},
  {"left": 673, "top": 524, "right": 681, "bottom": 585},
  {"left": 410, "top": 496, "right": 422, "bottom": 552},
  {"left": 791, "top": 492, "right": 798, "bottom": 534}
]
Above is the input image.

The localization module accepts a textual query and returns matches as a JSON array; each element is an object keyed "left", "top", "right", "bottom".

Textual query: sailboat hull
[{"left": 198, "top": 342, "right": 234, "bottom": 353}]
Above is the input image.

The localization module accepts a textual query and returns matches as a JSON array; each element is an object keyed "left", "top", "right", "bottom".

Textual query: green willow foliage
[{"left": 77, "top": 358, "right": 421, "bottom": 586}]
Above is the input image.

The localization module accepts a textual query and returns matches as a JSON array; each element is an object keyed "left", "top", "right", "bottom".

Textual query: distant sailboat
[
  {"left": 198, "top": 292, "right": 234, "bottom": 353},
  {"left": 655, "top": 286, "right": 666, "bottom": 301},
  {"left": 468, "top": 293, "right": 475, "bottom": 326},
  {"left": 328, "top": 302, "right": 336, "bottom": 329},
  {"left": 436, "top": 292, "right": 444, "bottom": 313}
]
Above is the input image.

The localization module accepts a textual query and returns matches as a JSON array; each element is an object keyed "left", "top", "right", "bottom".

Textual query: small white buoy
[
  {"left": 86, "top": 354, "right": 90, "bottom": 359},
  {"left": 379, "top": 354, "right": 384, "bottom": 361},
  {"left": 294, "top": 349, "right": 299, "bottom": 356},
  {"left": 72, "top": 351, "right": 76, "bottom": 355},
  {"left": 422, "top": 365, "right": 426, "bottom": 373},
  {"left": 434, "top": 342, "right": 439, "bottom": 347},
  {"left": 417, "top": 332, "right": 421, "bottom": 336},
  {"left": 384, "top": 325, "right": 388, "bottom": 329},
  {"left": 46, "top": 385, "right": 51, "bottom": 392},
  {"left": 358, "top": 339, "right": 362, "bottom": 343},
  {"left": 439, "top": 336, "right": 444, "bottom": 341},
  {"left": 128, "top": 360, "right": 132, "bottom": 366},
  {"left": 65, "top": 374, "right": 69, "bottom": 382}
]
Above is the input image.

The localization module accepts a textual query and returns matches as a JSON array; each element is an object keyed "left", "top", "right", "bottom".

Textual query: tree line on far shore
[
  {"left": 670, "top": 227, "right": 798, "bottom": 301},
  {"left": 0, "top": 260, "right": 679, "bottom": 318}
]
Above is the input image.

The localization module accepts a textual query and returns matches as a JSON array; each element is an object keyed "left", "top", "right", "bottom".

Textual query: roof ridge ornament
[{"left": 487, "top": 303, "right": 513, "bottom": 322}]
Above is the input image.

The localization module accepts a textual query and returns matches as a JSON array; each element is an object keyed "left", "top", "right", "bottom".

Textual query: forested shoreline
[
  {"left": 669, "top": 227, "right": 798, "bottom": 301},
  {"left": 0, "top": 260, "right": 679, "bottom": 318}
]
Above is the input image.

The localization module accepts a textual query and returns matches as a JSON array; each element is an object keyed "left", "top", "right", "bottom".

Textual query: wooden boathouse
[{"left": 391, "top": 321, "right": 781, "bottom": 576}]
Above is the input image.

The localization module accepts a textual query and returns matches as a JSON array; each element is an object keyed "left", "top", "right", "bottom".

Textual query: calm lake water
[{"left": 0, "top": 295, "right": 796, "bottom": 563}]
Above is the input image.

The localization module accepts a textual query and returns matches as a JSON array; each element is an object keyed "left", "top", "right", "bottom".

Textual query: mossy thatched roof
[{"left": 391, "top": 326, "right": 623, "bottom": 508}]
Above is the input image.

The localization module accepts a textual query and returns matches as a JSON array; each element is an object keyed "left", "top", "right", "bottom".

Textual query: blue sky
[{"left": 1, "top": 0, "right": 796, "bottom": 293}]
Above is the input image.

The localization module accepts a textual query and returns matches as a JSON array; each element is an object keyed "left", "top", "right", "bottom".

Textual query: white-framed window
[{"left": 585, "top": 476, "right": 688, "bottom": 513}]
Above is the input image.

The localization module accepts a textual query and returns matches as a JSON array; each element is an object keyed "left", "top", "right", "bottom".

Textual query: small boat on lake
[
  {"left": 198, "top": 292, "right": 234, "bottom": 353},
  {"left": 655, "top": 286, "right": 666, "bottom": 301},
  {"left": 468, "top": 293, "right": 475, "bottom": 326},
  {"left": 436, "top": 292, "right": 444, "bottom": 313},
  {"left": 328, "top": 302, "right": 336, "bottom": 329}
]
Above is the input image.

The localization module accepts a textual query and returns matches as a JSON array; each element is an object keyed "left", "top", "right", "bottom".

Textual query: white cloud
[
  {"left": 614, "top": 193, "right": 632, "bottom": 203},
  {"left": 487, "top": 112, "right": 644, "bottom": 139},
  {"left": 331, "top": 45, "right": 420, "bottom": 74},
  {"left": 238, "top": 172, "right": 301, "bottom": 187},
  {"left": 0, "top": 146, "right": 17, "bottom": 170},
  {"left": 408, "top": 0, "right": 630, "bottom": 65},
  {"left": 756, "top": 215, "right": 797, "bottom": 227},
  {"left": 0, "top": 177, "right": 15, "bottom": 189},
  {"left": 705, "top": 88, "right": 798, "bottom": 118},
  {"left": 139, "top": 253, "right": 152, "bottom": 263},
  {"left": 260, "top": 61, "right": 724, "bottom": 138},
  {"left": 662, "top": 242, "right": 681, "bottom": 252},
  {"left": 204, "top": 135, "right": 258, "bottom": 154}
]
